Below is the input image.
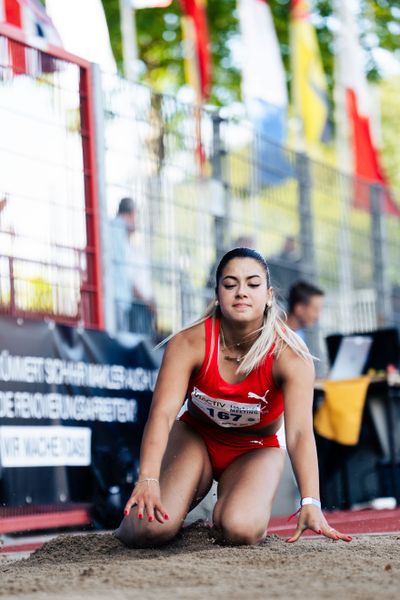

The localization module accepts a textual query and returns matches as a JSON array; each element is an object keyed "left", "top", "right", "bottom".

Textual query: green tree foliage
[
  {"left": 101, "top": 1, "right": 400, "bottom": 105},
  {"left": 101, "top": 0, "right": 241, "bottom": 102}
]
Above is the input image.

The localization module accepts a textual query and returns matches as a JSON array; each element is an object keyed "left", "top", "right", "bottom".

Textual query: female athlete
[{"left": 116, "top": 247, "right": 352, "bottom": 546}]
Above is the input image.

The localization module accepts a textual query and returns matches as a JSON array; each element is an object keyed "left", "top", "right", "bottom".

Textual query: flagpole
[
  {"left": 334, "top": 0, "right": 353, "bottom": 330},
  {"left": 119, "top": 0, "right": 138, "bottom": 81},
  {"left": 289, "top": 0, "right": 305, "bottom": 153}
]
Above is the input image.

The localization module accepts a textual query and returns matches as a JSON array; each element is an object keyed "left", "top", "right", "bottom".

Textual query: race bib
[{"left": 190, "top": 386, "right": 261, "bottom": 428}]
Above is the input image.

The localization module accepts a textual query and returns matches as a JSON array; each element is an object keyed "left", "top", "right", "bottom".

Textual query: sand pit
[{"left": 1, "top": 523, "right": 399, "bottom": 600}]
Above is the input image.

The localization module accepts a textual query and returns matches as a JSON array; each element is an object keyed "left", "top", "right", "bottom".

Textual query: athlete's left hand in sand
[{"left": 286, "top": 505, "right": 352, "bottom": 543}]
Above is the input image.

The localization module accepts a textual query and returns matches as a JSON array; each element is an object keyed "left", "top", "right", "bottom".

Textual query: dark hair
[
  {"left": 215, "top": 247, "right": 271, "bottom": 290},
  {"left": 157, "top": 248, "right": 312, "bottom": 370},
  {"left": 117, "top": 197, "right": 135, "bottom": 215},
  {"left": 288, "top": 280, "right": 324, "bottom": 312}
]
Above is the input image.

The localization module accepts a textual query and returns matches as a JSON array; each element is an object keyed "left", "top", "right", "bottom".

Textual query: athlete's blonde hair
[{"left": 157, "top": 247, "right": 313, "bottom": 374}]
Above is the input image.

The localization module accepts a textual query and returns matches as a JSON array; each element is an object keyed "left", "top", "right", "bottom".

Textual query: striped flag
[
  {"left": 179, "top": 0, "right": 211, "bottom": 101},
  {"left": 290, "top": 0, "right": 330, "bottom": 146},
  {"left": 1, "top": 0, "right": 62, "bottom": 45},
  {"left": 336, "top": 1, "right": 400, "bottom": 217},
  {"left": 1, "top": 0, "right": 62, "bottom": 74},
  {"left": 238, "top": 0, "right": 291, "bottom": 185}
]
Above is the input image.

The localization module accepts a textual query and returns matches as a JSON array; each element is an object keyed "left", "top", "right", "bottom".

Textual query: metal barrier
[{"left": 0, "top": 27, "right": 103, "bottom": 329}]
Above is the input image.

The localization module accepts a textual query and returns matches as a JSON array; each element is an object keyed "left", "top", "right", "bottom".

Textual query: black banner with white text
[{"left": 0, "top": 317, "right": 159, "bottom": 506}]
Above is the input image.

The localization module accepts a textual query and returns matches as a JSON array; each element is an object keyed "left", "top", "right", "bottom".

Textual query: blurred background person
[
  {"left": 110, "top": 197, "right": 156, "bottom": 336},
  {"left": 286, "top": 280, "right": 325, "bottom": 341},
  {"left": 267, "top": 235, "right": 301, "bottom": 302}
]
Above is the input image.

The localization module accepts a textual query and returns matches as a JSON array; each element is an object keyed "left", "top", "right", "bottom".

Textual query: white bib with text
[{"left": 190, "top": 386, "right": 262, "bottom": 428}]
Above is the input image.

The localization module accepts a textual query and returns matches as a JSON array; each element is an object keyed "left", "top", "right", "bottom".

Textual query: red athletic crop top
[{"left": 186, "top": 317, "right": 284, "bottom": 430}]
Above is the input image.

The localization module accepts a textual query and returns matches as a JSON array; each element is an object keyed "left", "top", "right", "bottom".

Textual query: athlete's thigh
[
  {"left": 159, "top": 420, "right": 213, "bottom": 517},
  {"left": 116, "top": 421, "right": 213, "bottom": 545},
  {"left": 213, "top": 447, "right": 286, "bottom": 528}
]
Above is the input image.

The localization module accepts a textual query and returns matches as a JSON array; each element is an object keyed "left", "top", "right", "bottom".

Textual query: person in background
[
  {"left": 286, "top": 281, "right": 325, "bottom": 341},
  {"left": 0, "top": 195, "right": 7, "bottom": 214},
  {"left": 110, "top": 197, "right": 156, "bottom": 335},
  {"left": 267, "top": 236, "right": 301, "bottom": 301},
  {"left": 276, "top": 235, "right": 298, "bottom": 263}
]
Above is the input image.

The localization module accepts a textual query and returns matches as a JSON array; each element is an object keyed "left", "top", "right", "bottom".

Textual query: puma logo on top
[{"left": 248, "top": 389, "right": 270, "bottom": 412}]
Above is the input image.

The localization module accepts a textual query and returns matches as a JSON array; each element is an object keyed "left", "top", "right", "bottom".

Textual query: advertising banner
[{"left": 0, "top": 316, "right": 160, "bottom": 510}]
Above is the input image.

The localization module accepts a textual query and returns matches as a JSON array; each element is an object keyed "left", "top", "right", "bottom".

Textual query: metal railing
[{"left": 0, "top": 29, "right": 103, "bottom": 328}]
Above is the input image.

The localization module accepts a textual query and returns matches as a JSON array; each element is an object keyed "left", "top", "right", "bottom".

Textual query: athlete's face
[{"left": 217, "top": 257, "right": 272, "bottom": 323}]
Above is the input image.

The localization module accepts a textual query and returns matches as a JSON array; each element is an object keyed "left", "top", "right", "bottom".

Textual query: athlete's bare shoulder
[
  {"left": 273, "top": 341, "right": 314, "bottom": 386},
  {"left": 165, "top": 320, "right": 206, "bottom": 371}
]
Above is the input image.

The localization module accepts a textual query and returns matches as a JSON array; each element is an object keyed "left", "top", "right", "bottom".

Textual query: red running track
[{"left": 268, "top": 508, "right": 400, "bottom": 537}]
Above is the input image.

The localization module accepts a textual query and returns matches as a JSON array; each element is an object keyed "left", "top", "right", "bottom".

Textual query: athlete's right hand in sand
[
  {"left": 286, "top": 505, "right": 352, "bottom": 543},
  {"left": 123, "top": 479, "right": 169, "bottom": 524}
]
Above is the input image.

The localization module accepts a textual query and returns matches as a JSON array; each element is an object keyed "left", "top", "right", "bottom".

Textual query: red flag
[
  {"left": 346, "top": 90, "right": 400, "bottom": 216},
  {"left": 1, "top": 0, "right": 62, "bottom": 75},
  {"left": 3, "top": 0, "right": 22, "bottom": 26},
  {"left": 179, "top": 0, "right": 211, "bottom": 101},
  {"left": 3, "top": 0, "right": 26, "bottom": 74},
  {"left": 337, "top": 1, "right": 400, "bottom": 217}
]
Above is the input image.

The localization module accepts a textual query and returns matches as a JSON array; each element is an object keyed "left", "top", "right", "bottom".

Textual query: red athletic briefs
[
  {"left": 180, "top": 410, "right": 285, "bottom": 480},
  {"left": 179, "top": 316, "right": 286, "bottom": 479}
]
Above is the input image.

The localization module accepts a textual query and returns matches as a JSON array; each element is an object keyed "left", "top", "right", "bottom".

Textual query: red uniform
[{"left": 180, "top": 316, "right": 286, "bottom": 479}]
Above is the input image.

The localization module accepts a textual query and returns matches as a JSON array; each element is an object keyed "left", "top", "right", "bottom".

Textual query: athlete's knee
[
  {"left": 115, "top": 517, "right": 180, "bottom": 548},
  {"left": 217, "top": 511, "right": 266, "bottom": 546}
]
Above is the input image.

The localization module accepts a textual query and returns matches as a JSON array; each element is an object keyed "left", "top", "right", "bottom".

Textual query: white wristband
[{"left": 301, "top": 497, "right": 321, "bottom": 508}]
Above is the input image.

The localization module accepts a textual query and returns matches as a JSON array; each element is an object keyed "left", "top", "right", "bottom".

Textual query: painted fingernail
[
  {"left": 317, "top": 530, "right": 322, "bottom": 535},
  {"left": 148, "top": 516, "right": 154, "bottom": 522},
  {"left": 334, "top": 535, "right": 340, "bottom": 540},
  {"left": 123, "top": 509, "right": 129, "bottom": 516},
  {"left": 138, "top": 513, "right": 143, "bottom": 520},
  {"left": 164, "top": 514, "right": 169, "bottom": 520}
]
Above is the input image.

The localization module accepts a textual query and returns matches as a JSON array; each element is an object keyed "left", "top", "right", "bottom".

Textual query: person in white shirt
[{"left": 110, "top": 197, "right": 156, "bottom": 334}]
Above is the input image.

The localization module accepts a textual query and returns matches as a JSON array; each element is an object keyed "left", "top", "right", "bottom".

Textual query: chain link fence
[{"left": 100, "top": 74, "right": 400, "bottom": 373}]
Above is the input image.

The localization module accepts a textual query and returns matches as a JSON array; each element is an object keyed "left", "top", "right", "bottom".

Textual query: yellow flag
[
  {"left": 290, "top": 0, "right": 330, "bottom": 145},
  {"left": 314, "top": 376, "right": 371, "bottom": 446}
]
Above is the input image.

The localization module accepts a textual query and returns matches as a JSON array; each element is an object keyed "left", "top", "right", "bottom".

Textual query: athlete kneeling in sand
[{"left": 116, "top": 248, "right": 352, "bottom": 546}]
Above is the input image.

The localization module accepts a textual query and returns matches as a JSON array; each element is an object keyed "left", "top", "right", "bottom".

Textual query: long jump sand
[{"left": 0, "top": 523, "right": 399, "bottom": 600}]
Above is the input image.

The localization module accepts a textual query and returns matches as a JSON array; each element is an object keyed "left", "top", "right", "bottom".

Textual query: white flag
[
  {"left": 238, "top": 0, "right": 291, "bottom": 185},
  {"left": 46, "top": 0, "right": 117, "bottom": 73},
  {"left": 129, "top": 1, "right": 173, "bottom": 8},
  {"left": 238, "top": 0, "right": 287, "bottom": 108}
]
